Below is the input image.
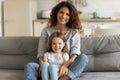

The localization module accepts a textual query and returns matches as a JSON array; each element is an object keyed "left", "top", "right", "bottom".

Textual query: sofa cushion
[
  {"left": 0, "top": 37, "right": 39, "bottom": 55},
  {"left": 0, "top": 37, "right": 38, "bottom": 69},
  {"left": 0, "top": 69, "right": 23, "bottom": 80},
  {"left": 81, "top": 35, "right": 120, "bottom": 71},
  {"left": 81, "top": 35, "right": 120, "bottom": 55},
  {"left": 0, "top": 55, "right": 37, "bottom": 69},
  {"left": 94, "top": 52, "right": 120, "bottom": 71},
  {"left": 1, "top": 69, "right": 120, "bottom": 80},
  {"left": 79, "top": 72, "right": 120, "bottom": 80}
]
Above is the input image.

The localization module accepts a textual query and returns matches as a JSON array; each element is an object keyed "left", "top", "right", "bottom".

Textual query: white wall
[
  {"left": 37, "top": 0, "right": 57, "bottom": 18},
  {"left": 79, "top": 0, "right": 120, "bottom": 19},
  {"left": 0, "top": 0, "right": 4, "bottom": 36},
  {"left": 37, "top": 0, "right": 120, "bottom": 19},
  {"left": 37, "top": 0, "right": 120, "bottom": 35},
  {"left": 0, "top": 0, "right": 2, "bottom": 36}
]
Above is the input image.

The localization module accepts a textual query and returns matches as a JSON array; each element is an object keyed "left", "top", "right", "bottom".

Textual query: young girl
[{"left": 41, "top": 32, "right": 69, "bottom": 80}]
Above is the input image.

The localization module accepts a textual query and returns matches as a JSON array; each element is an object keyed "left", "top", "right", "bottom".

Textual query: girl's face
[
  {"left": 51, "top": 37, "right": 65, "bottom": 54},
  {"left": 57, "top": 7, "right": 70, "bottom": 25}
]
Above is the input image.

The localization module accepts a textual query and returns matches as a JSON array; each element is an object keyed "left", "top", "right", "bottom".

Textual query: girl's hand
[{"left": 58, "top": 65, "right": 68, "bottom": 77}]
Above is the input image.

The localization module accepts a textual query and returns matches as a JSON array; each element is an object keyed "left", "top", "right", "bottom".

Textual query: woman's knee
[
  {"left": 24, "top": 62, "right": 33, "bottom": 69},
  {"left": 24, "top": 62, "right": 39, "bottom": 70},
  {"left": 24, "top": 62, "right": 39, "bottom": 80},
  {"left": 78, "top": 54, "right": 89, "bottom": 63}
]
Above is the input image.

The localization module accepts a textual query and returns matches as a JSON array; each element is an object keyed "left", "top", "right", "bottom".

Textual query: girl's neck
[{"left": 53, "top": 52, "right": 62, "bottom": 55}]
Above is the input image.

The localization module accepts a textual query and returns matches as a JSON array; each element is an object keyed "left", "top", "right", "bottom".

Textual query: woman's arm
[
  {"left": 38, "top": 56, "right": 43, "bottom": 77},
  {"left": 37, "top": 28, "right": 48, "bottom": 76},
  {"left": 59, "top": 30, "right": 81, "bottom": 77},
  {"left": 37, "top": 27, "right": 48, "bottom": 58},
  {"left": 59, "top": 54, "right": 77, "bottom": 77},
  {"left": 63, "top": 54, "right": 77, "bottom": 67}
]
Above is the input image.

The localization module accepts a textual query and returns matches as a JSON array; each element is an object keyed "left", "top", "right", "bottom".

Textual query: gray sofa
[{"left": 0, "top": 35, "right": 120, "bottom": 80}]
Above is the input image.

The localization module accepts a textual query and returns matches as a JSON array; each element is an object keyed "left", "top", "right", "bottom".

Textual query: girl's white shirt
[{"left": 43, "top": 52, "right": 69, "bottom": 69}]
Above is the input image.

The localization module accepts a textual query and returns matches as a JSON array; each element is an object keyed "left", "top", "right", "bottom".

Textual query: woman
[{"left": 24, "top": 1, "right": 89, "bottom": 80}]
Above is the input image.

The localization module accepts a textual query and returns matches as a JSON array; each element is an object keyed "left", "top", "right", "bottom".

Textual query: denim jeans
[
  {"left": 68, "top": 54, "right": 89, "bottom": 80},
  {"left": 24, "top": 62, "right": 39, "bottom": 80},
  {"left": 41, "top": 62, "right": 58, "bottom": 80},
  {"left": 24, "top": 54, "right": 89, "bottom": 80}
]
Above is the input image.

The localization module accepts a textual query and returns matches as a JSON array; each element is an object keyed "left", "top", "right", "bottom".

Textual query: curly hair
[{"left": 48, "top": 1, "right": 83, "bottom": 33}]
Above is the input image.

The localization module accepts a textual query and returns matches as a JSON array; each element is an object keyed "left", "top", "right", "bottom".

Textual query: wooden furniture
[
  {"left": 33, "top": 18, "right": 120, "bottom": 23},
  {"left": 32, "top": 19, "right": 120, "bottom": 36}
]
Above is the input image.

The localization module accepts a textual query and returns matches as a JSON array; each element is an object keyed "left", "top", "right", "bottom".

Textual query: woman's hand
[
  {"left": 38, "top": 57, "right": 44, "bottom": 64},
  {"left": 58, "top": 65, "right": 68, "bottom": 77},
  {"left": 38, "top": 57, "right": 44, "bottom": 77},
  {"left": 58, "top": 54, "right": 78, "bottom": 77}
]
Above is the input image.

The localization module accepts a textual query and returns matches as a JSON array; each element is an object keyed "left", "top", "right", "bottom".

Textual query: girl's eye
[
  {"left": 59, "top": 43, "right": 62, "bottom": 45},
  {"left": 60, "top": 11, "right": 63, "bottom": 14}
]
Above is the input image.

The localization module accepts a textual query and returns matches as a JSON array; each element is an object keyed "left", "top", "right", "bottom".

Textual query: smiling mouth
[
  {"left": 60, "top": 19, "right": 65, "bottom": 21},
  {"left": 55, "top": 48, "right": 61, "bottom": 50},
  {"left": 55, "top": 48, "right": 60, "bottom": 50}
]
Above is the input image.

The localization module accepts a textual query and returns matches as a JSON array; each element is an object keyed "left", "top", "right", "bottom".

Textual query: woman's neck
[{"left": 55, "top": 24, "right": 69, "bottom": 34}]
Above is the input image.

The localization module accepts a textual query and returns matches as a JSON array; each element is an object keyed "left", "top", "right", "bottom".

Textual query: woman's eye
[{"left": 66, "top": 13, "right": 69, "bottom": 16}]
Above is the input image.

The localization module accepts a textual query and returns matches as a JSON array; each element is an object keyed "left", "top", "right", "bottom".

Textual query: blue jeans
[
  {"left": 24, "top": 54, "right": 89, "bottom": 80},
  {"left": 24, "top": 62, "right": 39, "bottom": 80},
  {"left": 68, "top": 54, "right": 89, "bottom": 80},
  {"left": 41, "top": 62, "right": 58, "bottom": 80}
]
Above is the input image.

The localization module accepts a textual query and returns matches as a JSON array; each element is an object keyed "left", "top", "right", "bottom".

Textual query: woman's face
[{"left": 57, "top": 7, "right": 70, "bottom": 25}]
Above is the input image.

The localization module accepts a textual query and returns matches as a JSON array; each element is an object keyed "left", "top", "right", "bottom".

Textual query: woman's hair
[
  {"left": 48, "top": 1, "right": 83, "bottom": 33},
  {"left": 47, "top": 32, "right": 67, "bottom": 53}
]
